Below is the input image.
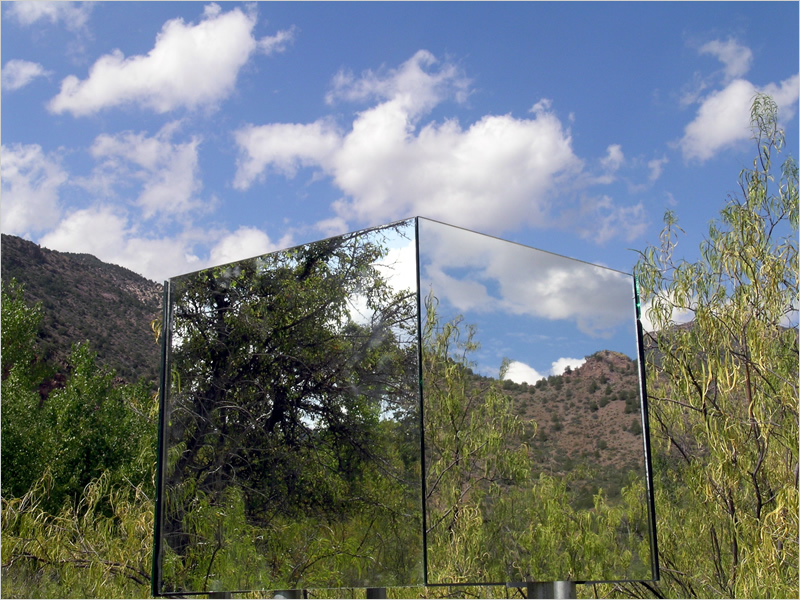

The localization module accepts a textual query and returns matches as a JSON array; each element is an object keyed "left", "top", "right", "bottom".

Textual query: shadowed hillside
[{"left": 1, "top": 234, "right": 162, "bottom": 385}]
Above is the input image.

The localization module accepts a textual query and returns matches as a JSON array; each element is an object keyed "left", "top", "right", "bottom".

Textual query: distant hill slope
[
  {"left": 1, "top": 234, "right": 162, "bottom": 385},
  {"left": 472, "top": 349, "right": 648, "bottom": 506}
]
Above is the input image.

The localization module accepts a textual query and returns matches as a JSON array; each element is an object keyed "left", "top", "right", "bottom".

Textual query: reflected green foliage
[
  {"left": 158, "top": 217, "right": 656, "bottom": 593},
  {"left": 422, "top": 296, "right": 653, "bottom": 585},
  {"left": 158, "top": 222, "right": 424, "bottom": 592}
]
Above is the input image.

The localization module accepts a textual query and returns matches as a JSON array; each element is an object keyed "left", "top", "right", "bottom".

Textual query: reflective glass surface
[
  {"left": 153, "top": 219, "right": 423, "bottom": 594},
  {"left": 154, "top": 217, "right": 657, "bottom": 595},
  {"left": 418, "top": 218, "right": 657, "bottom": 584}
]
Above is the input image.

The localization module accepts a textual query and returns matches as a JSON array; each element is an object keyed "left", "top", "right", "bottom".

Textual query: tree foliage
[
  {"left": 422, "top": 297, "right": 653, "bottom": 591},
  {"left": 624, "top": 93, "right": 799, "bottom": 599},
  {"left": 158, "top": 224, "right": 423, "bottom": 592},
  {"left": 1, "top": 281, "right": 156, "bottom": 598}
]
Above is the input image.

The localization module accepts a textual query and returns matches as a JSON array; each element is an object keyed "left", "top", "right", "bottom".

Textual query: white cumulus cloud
[
  {"left": 0, "top": 144, "right": 67, "bottom": 237},
  {"left": 679, "top": 75, "right": 799, "bottom": 162},
  {"left": 38, "top": 206, "right": 194, "bottom": 282},
  {"left": 38, "top": 206, "right": 191, "bottom": 282},
  {"left": 679, "top": 38, "right": 799, "bottom": 163},
  {"left": 235, "top": 51, "right": 597, "bottom": 236},
  {"left": 503, "top": 356, "right": 586, "bottom": 384},
  {"left": 233, "top": 120, "right": 342, "bottom": 188},
  {"left": 48, "top": 4, "right": 294, "bottom": 116},
  {"left": 36, "top": 205, "right": 288, "bottom": 282},
  {"left": 87, "top": 123, "right": 204, "bottom": 218},
  {"left": 2, "top": 59, "right": 51, "bottom": 91},
  {"left": 504, "top": 361, "right": 545, "bottom": 385},
  {"left": 209, "top": 227, "right": 287, "bottom": 266},
  {"left": 550, "top": 356, "right": 586, "bottom": 375}
]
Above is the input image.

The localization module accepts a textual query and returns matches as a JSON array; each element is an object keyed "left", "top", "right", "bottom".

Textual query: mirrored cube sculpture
[{"left": 153, "top": 217, "right": 657, "bottom": 596}]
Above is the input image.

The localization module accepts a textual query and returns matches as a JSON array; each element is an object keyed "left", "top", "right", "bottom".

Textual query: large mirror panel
[
  {"left": 154, "top": 220, "right": 423, "bottom": 594},
  {"left": 418, "top": 218, "right": 656, "bottom": 584}
]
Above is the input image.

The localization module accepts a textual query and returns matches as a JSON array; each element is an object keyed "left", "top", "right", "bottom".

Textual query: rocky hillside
[
  {"left": 470, "top": 349, "right": 647, "bottom": 507},
  {"left": 1, "top": 234, "right": 162, "bottom": 385}
]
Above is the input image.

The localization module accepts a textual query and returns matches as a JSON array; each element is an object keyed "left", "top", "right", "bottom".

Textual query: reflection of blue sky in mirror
[
  {"left": 418, "top": 218, "right": 637, "bottom": 382},
  {"left": 170, "top": 220, "right": 421, "bottom": 433},
  {"left": 345, "top": 220, "right": 417, "bottom": 335}
]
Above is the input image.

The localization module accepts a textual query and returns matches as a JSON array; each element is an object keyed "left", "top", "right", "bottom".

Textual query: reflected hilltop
[{"left": 469, "top": 349, "right": 644, "bottom": 507}]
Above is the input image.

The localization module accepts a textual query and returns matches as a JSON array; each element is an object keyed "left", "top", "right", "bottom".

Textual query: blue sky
[{"left": 2, "top": 2, "right": 798, "bottom": 325}]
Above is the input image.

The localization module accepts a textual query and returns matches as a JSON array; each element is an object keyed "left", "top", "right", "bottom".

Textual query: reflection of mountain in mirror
[
  {"left": 417, "top": 218, "right": 656, "bottom": 585},
  {"left": 418, "top": 217, "right": 633, "bottom": 381},
  {"left": 154, "top": 219, "right": 424, "bottom": 594}
]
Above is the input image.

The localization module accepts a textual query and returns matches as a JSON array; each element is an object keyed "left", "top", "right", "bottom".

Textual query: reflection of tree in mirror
[
  {"left": 160, "top": 221, "right": 423, "bottom": 592},
  {"left": 422, "top": 294, "right": 653, "bottom": 583}
]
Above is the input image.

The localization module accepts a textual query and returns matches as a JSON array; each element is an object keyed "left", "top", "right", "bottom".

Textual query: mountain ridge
[{"left": 1, "top": 233, "right": 163, "bottom": 385}]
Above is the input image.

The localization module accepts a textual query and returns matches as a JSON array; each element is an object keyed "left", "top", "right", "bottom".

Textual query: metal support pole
[{"left": 527, "top": 581, "right": 576, "bottom": 599}]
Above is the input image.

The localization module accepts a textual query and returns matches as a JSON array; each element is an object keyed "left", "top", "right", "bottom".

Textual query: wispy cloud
[
  {"left": 0, "top": 144, "right": 67, "bottom": 237},
  {"left": 699, "top": 38, "right": 753, "bottom": 82},
  {"left": 87, "top": 123, "right": 205, "bottom": 219},
  {"left": 2, "top": 59, "right": 52, "bottom": 92},
  {"left": 47, "top": 4, "right": 294, "bottom": 116},
  {"left": 679, "top": 38, "right": 799, "bottom": 162},
  {"left": 4, "top": 1, "right": 93, "bottom": 32}
]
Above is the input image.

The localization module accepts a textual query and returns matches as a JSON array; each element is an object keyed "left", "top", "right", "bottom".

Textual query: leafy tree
[
  {"left": 45, "top": 344, "right": 156, "bottom": 511},
  {"left": 1, "top": 280, "right": 52, "bottom": 499},
  {"left": 158, "top": 223, "right": 423, "bottom": 591},
  {"left": 623, "top": 94, "right": 798, "bottom": 598},
  {"left": 2, "top": 282, "right": 157, "bottom": 597},
  {"left": 422, "top": 295, "right": 531, "bottom": 584},
  {"left": 422, "top": 296, "right": 654, "bottom": 590},
  {"left": 2, "top": 471, "right": 154, "bottom": 599}
]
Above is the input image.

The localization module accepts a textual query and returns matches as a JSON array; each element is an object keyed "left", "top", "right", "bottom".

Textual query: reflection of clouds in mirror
[
  {"left": 376, "top": 239, "right": 417, "bottom": 294},
  {"left": 499, "top": 258, "right": 630, "bottom": 338},
  {"left": 347, "top": 233, "right": 417, "bottom": 326},
  {"left": 420, "top": 219, "right": 632, "bottom": 338},
  {"left": 503, "top": 356, "right": 586, "bottom": 384},
  {"left": 422, "top": 264, "right": 492, "bottom": 312}
]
